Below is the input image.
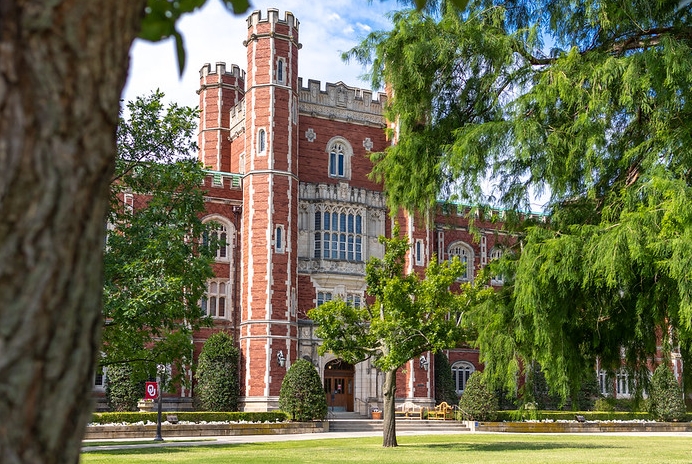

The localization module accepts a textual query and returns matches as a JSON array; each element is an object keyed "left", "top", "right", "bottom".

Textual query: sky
[{"left": 122, "top": 0, "right": 398, "bottom": 109}]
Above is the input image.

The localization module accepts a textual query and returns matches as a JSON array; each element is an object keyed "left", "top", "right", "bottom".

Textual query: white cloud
[{"left": 122, "top": 0, "right": 396, "bottom": 109}]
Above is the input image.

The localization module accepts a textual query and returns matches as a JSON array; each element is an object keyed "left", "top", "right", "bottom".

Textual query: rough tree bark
[
  {"left": 0, "top": 2, "right": 146, "bottom": 463},
  {"left": 382, "top": 368, "right": 398, "bottom": 447}
]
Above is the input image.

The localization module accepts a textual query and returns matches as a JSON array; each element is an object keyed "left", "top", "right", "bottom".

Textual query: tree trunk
[
  {"left": 382, "top": 368, "right": 398, "bottom": 447},
  {"left": 0, "top": 2, "right": 145, "bottom": 462}
]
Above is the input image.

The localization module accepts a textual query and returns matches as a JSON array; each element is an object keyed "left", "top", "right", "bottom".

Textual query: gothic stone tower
[{"left": 240, "top": 9, "right": 300, "bottom": 411}]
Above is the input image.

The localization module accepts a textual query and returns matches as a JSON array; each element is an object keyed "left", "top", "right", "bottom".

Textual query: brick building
[{"left": 180, "top": 8, "right": 520, "bottom": 414}]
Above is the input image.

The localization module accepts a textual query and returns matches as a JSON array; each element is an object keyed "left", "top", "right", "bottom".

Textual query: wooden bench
[
  {"left": 426, "top": 401, "right": 455, "bottom": 420},
  {"left": 395, "top": 401, "right": 423, "bottom": 419}
]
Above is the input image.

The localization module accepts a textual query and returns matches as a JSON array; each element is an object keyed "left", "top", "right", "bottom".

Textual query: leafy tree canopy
[
  {"left": 309, "top": 229, "right": 492, "bottom": 446},
  {"left": 103, "top": 91, "right": 217, "bottom": 386},
  {"left": 347, "top": 0, "right": 692, "bottom": 400}
]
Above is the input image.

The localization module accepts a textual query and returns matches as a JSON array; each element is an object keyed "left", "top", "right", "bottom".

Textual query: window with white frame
[
  {"left": 598, "top": 370, "right": 610, "bottom": 395},
  {"left": 275, "top": 225, "right": 285, "bottom": 253},
  {"left": 346, "top": 293, "right": 362, "bottom": 308},
  {"left": 616, "top": 369, "right": 630, "bottom": 396},
  {"left": 258, "top": 128, "right": 266, "bottom": 154},
  {"left": 93, "top": 365, "right": 107, "bottom": 391},
  {"left": 327, "top": 138, "right": 352, "bottom": 179},
  {"left": 489, "top": 247, "right": 504, "bottom": 284},
  {"left": 276, "top": 58, "right": 285, "bottom": 83},
  {"left": 314, "top": 206, "right": 364, "bottom": 261},
  {"left": 415, "top": 239, "right": 424, "bottom": 266},
  {"left": 204, "top": 221, "right": 230, "bottom": 261},
  {"left": 317, "top": 291, "right": 332, "bottom": 306},
  {"left": 201, "top": 280, "right": 229, "bottom": 318},
  {"left": 448, "top": 241, "right": 474, "bottom": 280},
  {"left": 451, "top": 361, "right": 475, "bottom": 395}
]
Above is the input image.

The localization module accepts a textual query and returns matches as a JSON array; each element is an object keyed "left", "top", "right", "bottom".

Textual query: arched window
[
  {"left": 203, "top": 222, "right": 230, "bottom": 261},
  {"left": 277, "top": 58, "right": 284, "bottom": 83},
  {"left": 313, "top": 206, "right": 364, "bottom": 262},
  {"left": 258, "top": 128, "right": 266, "bottom": 154},
  {"left": 275, "top": 225, "right": 285, "bottom": 253},
  {"left": 451, "top": 361, "right": 475, "bottom": 395},
  {"left": 448, "top": 241, "right": 474, "bottom": 280},
  {"left": 327, "top": 137, "right": 353, "bottom": 180}
]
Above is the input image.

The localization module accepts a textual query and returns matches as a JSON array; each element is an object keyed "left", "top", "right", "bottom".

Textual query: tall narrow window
[
  {"left": 415, "top": 239, "right": 424, "bottom": 266},
  {"left": 275, "top": 225, "right": 284, "bottom": 253},
  {"left": 489, "top": 247, "right": 504, "bottom": 284},
  {"left": 203, "top": 221, "right": 230, "bottom": 261},
  {"left": 258, "top": 129, "right": 266, "bottom": 154},
  {"left": 201, "top": 280, "right": 228, "bottom": 319},
  {"left": 277, "top": 59, "right": 284, "bottom": 83},
  {"left": 326, "top": 138, "right": 352, "bottom": 179}
]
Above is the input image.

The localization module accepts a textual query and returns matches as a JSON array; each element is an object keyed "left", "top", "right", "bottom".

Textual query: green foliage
[
  {"left": 278, "top": 359, "right": 327, "bottom": 422},
  {"left": 349, "top": 0, "right": 692, "bottom": 403},
  {"left": 196, "top": 332, "right": 240, "bottom": 412},
  {"left": 458, "top": 372, "right": 499, "bottom": 421},
  {"left": 648, "top": 364, "right": 686, "bottom": 421},
  {"left": 103, "top": 91, "right": 216, "bottom": 386},
  {"left": 140, "top": 0, "right": 250, "bottom": 74},
  {"left": 499, "top": 410, "right": 653, "bottom": 422},
  {"left": 91, "top": 411, "right": 287, "bottom": 424},
  {"left": 105, "top": 364, "right": 145, "bottom": 412},
  {"left": 434, "top": 352, "right": 459, "bottom": 405}
]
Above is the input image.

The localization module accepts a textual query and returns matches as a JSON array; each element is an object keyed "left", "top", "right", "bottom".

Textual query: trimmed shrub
[
  {"left": 434, "top": 352, "right": 459, "bottom": 405},
  {"left": 648, "top": 364, "right": 686, "bottom": 421},
  {"left": 279, "top": 359, "right": 327, "bottom": 421},
  {"left": 106, "top": 363, "right": 143, "bottom": 412},
  {"left": 91, "top": 411, "right": 287, "bottom": 424},
  {"left": 458, "top": 371, "right": 498, "bottom": 421},
  {"left": 196, "top": 331, "right": 240, "bottom": 411}
]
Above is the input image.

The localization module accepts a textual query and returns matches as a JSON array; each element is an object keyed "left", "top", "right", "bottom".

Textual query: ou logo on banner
[{"left": 144, "top": 381, "right": 158, "bottom": 400}]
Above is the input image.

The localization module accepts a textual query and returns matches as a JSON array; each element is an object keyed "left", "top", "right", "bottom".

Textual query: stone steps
[{"left": 328, "top": 419, "right": 470, "bottom": 433}]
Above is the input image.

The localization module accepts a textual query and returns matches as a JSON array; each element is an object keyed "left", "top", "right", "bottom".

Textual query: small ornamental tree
[
  {"left": 106, "top": 363, "right": 144, "bottom": 412},
  {"left": 196, "top": 332, "right": 240, "bottom": 412},
  {"left": 434, "top": 352, "right": 459, "bottom": 405},
  {"left": 648, "top": 364, "right": 686, "bottom": 422},
  {"left": 279, "top": 359, "right": 327, "bottom": 421},
  {"left": 458, "top": 371, "right": 498, "bottom": 421}
]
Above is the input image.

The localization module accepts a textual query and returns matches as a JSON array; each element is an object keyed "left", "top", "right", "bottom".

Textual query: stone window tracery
[
  {"left": 448, "top": 241, "right": 474, "bottom": 280},
  {"left": 314, "top": 205, "right": 363, "bottom": 262}
]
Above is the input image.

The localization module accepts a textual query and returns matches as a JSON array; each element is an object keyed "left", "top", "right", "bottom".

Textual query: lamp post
[{"left": 154, "top": 364, "right": 165, "bottom": 442}]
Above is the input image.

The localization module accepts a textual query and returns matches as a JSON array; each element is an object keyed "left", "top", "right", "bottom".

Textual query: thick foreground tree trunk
[
  {"left": 0, "top": 2, "right": 145, "bottom": 462},
  {"left": 382, "top": 368, "right": 398, "bottom": 447}
]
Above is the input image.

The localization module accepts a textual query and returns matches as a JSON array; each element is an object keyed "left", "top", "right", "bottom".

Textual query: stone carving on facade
[
  {"left": 363, "top": 137, "right": 373, "bottom": 151},
  {"left": 305, "top": 127, "right": 316, "bottom": 142},
  {"left": 298, "top": 258, "right": 366, "bottom": 276}
]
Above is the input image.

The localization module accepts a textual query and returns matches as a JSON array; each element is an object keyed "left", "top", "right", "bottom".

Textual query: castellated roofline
[
  {"left": 199, "top": 62, "right": 246, "bottom": 81},
  {"left": 246, "top": 8, "right": 299, "bottom": 30},
  {"left": 299, "top": 78, "right": 387, "bottom": 105}
]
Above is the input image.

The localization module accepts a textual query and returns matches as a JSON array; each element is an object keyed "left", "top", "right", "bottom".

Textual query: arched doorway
[{"left": 324, "top": 359, "right": 354, "bottom": 412}]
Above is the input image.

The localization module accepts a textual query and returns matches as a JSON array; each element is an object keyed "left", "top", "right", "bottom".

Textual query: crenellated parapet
[
  {"left": 298, "top": 78, "right": 387, "bottom": 128},
  {"left": 199, "top": 61, "right": 246, "bottom": 81},
  {"left": 245, "top": 8, "right": 299, "bottom": 31}
]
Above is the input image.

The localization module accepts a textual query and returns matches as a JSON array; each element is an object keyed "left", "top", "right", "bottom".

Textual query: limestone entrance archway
[{"left": 324, "top": 359, "right": 354, "bottom": 412}]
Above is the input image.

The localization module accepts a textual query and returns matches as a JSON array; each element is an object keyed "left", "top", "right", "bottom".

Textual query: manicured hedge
[
  {"left": 495, "top": 410, "right": 656, "bottom": 422},
  {"left": 91, "top": 411, "right": 288, "bottom": 424}
]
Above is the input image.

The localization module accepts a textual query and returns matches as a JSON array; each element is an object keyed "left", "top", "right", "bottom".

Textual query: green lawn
[{"left": 81, "top": 434, "right": 692, "bottom": 463}]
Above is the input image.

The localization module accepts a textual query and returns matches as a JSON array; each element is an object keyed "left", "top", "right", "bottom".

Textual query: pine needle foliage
[
  {"left": 648, "top": 364, "right": 686, "bottom": 422},
  {"left": 348, "top": 0, "right": 692, "bottom": 400}
]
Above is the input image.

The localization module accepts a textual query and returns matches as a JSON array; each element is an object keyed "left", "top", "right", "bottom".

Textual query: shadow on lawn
[{"left": 403, "top": 442, "right": 623, "bottom": 453}]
